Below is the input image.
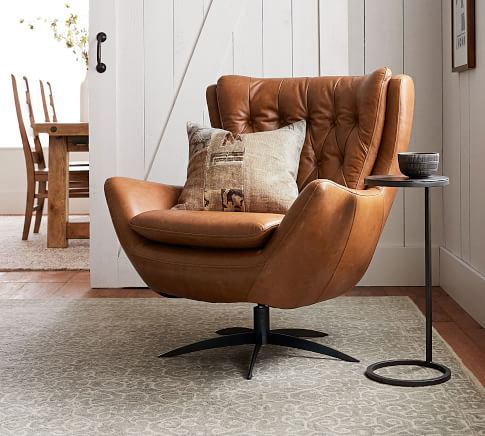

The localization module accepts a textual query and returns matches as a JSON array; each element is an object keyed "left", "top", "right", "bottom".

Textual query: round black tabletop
[{"left": 365, "top": 175, "right": 449, "bottom": 188}]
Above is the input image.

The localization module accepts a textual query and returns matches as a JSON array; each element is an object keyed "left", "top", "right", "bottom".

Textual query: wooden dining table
[{"left": 32, "top": 122, "right": 89, "bottom": 248}]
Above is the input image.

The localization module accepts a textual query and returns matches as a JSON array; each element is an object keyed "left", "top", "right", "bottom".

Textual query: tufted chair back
[{"left": 207, "top": 68, "right": 413, "bottom": 196}]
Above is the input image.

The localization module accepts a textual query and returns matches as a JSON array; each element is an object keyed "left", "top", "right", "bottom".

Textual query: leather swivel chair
[{"left": 105, "top": 68, "right": 415, "bottom": 379}]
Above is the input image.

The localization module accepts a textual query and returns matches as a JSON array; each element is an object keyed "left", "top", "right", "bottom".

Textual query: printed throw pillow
[{"left": 173, "top": 120, "right": 306, "bottom": 214}]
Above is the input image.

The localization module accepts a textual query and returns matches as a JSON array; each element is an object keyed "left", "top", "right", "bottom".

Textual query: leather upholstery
[
  {"left": 130, "top": 210, "right": 284, "bottom": 249},
  {"left": 208, "top": 68, "right": 391, "bottom": 190},
  {"left": 106, "top": 70, "right": 415, "bottom": 308}
]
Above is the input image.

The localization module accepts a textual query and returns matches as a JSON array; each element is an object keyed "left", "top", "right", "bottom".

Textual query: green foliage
[{"left": 20, "top": 3, "right": 88, "bottom": 69}]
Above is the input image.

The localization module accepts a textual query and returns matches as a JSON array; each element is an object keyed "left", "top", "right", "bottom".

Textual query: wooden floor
[{"left": 1, "top": 270, "right": 484, "bottom": 386}]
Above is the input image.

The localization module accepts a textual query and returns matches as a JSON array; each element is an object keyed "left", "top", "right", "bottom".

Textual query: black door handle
[{"left": 96, "top": 32, "right": 107, "bottom": 73}]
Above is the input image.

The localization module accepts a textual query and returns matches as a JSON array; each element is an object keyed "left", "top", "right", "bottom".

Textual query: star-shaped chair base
[{"left": 160, "top": 304, "right": 359, "bottom": 379}]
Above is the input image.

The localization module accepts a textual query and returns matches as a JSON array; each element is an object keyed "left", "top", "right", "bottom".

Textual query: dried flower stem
[{"left": 20, "top": 3, "right": 88, "bottom": 69}]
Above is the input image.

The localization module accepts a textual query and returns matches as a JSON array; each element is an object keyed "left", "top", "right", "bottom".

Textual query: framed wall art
[{"left": 452, "top": 0, "right": 476, "bottom": 72}]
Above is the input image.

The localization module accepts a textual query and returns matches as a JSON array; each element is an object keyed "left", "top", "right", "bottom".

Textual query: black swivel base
[{"left": 160, "top": 304, "right": 359, "bottom": 379}]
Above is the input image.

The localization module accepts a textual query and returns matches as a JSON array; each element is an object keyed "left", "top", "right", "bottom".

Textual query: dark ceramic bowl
[{"left": 398, "top": 152, "right": 439, "bottom": 179}]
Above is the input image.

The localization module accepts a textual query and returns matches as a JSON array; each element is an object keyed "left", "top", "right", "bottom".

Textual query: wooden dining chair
[
  {"left": 39, "top": 80, "right": 58, "bottom": 122},
  {"left": 11, "top": 74, "right": 89, "bottom": 240},
  {"left": 39, "top": 79, "right": 89, "bottom": 167}
]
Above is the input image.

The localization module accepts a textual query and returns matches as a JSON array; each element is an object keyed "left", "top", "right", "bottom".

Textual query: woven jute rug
[
  {"left": 0, "top": 216, "right": 89, "bottom": 271},
  {"left": 0, "top": 297, "right": 483, "bottom": 435}
]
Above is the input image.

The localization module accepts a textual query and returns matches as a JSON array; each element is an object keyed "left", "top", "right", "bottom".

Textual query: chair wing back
[{"left": 207, "top": 68, "right": 414, "bottom": 194}]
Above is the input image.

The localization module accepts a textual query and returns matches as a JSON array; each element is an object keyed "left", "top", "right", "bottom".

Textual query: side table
[{"left": 364, "top": 175, "right": 451, "bottom": 387}]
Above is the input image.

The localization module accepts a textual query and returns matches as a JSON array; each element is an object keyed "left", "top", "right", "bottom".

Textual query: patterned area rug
[
  {"left": 0, "top": 216, "right": 89, "bottom": 270},
  {"left": 0, "top": 297, "right": 483, "bottom": 435}
]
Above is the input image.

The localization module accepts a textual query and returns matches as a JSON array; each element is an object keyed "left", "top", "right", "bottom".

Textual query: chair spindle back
[{"left": 39, "top": 80, "right": 58, "bottom": 123}]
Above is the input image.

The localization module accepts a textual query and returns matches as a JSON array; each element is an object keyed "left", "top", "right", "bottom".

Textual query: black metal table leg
[
  {"left": 365, "top": 186, "right": 451, "bottom": 386},
  {"left": 425, "top": 186, "right": 433, "bottom": 363}
]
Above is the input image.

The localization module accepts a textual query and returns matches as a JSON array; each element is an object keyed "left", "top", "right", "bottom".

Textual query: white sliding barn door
[
  {"left": 89, "top": 0, "right": 146, "bottom": 287},
  {"left": 89, "top": 0, "right": 350, "bottom": 287}
]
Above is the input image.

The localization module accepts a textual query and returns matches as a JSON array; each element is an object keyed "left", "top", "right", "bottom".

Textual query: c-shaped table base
[{"left": 364, "top": 183, "right": 452, "bottom": 386}]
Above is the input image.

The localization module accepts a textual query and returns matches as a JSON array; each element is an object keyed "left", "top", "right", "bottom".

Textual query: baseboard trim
[
  {"left": 439, "top": 247, "right": 485, "bottom": 328},
  {"left": 359, "top": 246, "right": 439, "bottom": 286}
]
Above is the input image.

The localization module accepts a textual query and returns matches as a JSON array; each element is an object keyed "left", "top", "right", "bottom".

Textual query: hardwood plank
[
  {"left": 385, "top": 286, "right": 423, "bottom": 298},
  {"left": 47, "top": 136, "right": 69, "bottom": 248},
  {"left": 81, "top": 289, "right": 161, "bottom": 298},
  {"left": 12, "top": 282, "right": 64, "bottom": 299},
  {"left": 54, "top": 280, "right": 160, "bottom": 298},
  {"left": 33, "top": 123, "right": 88, "bottom": 136},
  {"left": 463, "top": 328, "right": 485, "bottom": 351},
  {"left": 412, "top": 295, "right": 453, "bottom": 323},
  {"left": 434, "top": 321, "right": 485, "bottom": 385},
  {"left": 53, "top": 281, "right": 94, "bottom": 298},
  {"left": 0, "top": 271, "right": 76, "bottom": 283},
  {"left": 345, "top": 287, "right": 389, "bottom": 296},
  {"left": 67, "top": 271, "right": 90, "bottom": 283},
  {"left": 438, "top": 294, "right": 483, "bottom": 330}
]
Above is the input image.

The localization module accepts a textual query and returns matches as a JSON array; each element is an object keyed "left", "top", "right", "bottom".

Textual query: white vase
[{"left": 80, "top": 72, "right": 89, "bottom": 122}]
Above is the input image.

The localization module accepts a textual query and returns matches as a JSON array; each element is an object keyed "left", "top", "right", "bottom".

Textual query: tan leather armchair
[{"left": 105, "top": 68, "right": 415, "bottom": 379}]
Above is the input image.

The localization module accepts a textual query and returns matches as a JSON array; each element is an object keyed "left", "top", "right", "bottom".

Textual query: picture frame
[{"left": 452, "top": 0, "right": 476, "bottom": 72}]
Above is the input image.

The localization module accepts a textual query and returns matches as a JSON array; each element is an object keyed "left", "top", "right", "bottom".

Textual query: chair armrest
[
  {"left": 104, "top": 177, "right": 182, "bottom": 249},
  {"left": 105, "top": 177, "right": 182, "bottom": 219},
  {"left": 249, "top": 179, "right": 386, "bottom": 308}
]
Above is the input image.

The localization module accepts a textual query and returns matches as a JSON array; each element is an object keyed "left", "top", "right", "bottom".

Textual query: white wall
[
  {"left": 352, "top": 0, "right": 443, "bottom": 286},
  {"left": 441, "top": 0, "right": 485, "bottom": 326},
  {"left": 0, "top": 0, "right": 88, "bottom": 214}
]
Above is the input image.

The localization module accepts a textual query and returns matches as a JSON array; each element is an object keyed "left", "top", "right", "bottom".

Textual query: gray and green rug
[{"left": 0, "top": 297, "right": 483, "bottom": 435}]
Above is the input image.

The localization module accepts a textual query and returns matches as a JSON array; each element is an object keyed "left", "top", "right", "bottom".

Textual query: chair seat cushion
[{"left": 129, "top": 210, "right": 284, "bottom": 249}]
